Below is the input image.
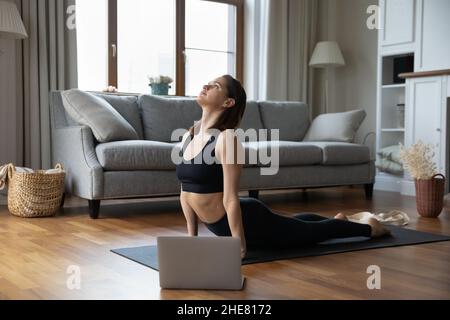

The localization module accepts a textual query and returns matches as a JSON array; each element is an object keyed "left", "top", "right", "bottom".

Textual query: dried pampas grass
[{"left": 399, "top": 141, "right": 438, "bottom": 180}]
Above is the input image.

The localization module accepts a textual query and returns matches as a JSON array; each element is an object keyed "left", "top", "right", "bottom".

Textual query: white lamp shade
[
  {"left": 309, "top": 41, "right": 345, "bottom": 68},
  {"left": 0, "top": 1, "right": 28, "bottom": 39}
]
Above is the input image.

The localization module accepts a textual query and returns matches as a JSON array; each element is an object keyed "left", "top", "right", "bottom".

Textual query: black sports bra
[{"left": 176, "top": 133, "right": 224, "bottom": 193}]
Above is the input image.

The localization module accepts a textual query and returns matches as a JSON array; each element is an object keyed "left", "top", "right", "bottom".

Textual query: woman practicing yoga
[{"left": 176, "top": 75, "right": 390, "bottom": 259}]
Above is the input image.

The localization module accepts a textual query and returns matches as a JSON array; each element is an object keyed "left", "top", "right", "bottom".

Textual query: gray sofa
[{"left": 49, "top": 91, "right": 375, "bottom": 219}]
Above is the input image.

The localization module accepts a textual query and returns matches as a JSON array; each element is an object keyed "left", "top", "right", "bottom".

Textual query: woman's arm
[
  {"left": 224, "top": 198, "right": 246, "bottom": 259},
  {"left": 179, "top": 130, "right": 198, "bottom": 236},
  {"left": 217, "top": 130, "right": 246, "bottom": 258},
  {"left": 180, "top": 188, "right": 198, "bottom": 236}
]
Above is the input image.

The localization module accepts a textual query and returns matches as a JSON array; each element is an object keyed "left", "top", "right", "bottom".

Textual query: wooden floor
[{"left": 0, "top": 186, "right": 449, "bottom": 300}]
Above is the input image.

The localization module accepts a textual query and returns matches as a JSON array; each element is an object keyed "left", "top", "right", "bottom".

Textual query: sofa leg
[
  {"left": 248, "top": 190, "right": 259, "bottom": 199},
  {"left": 88, "top": 200, "right": 101, "bottom": 219},
  {"left": 364, "top": 184, "right": 374, "bottom": 200}
]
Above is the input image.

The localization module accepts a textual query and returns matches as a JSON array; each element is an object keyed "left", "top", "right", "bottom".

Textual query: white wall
[{"left": 316, "top": 0, "right": 378, "bottom": 156}]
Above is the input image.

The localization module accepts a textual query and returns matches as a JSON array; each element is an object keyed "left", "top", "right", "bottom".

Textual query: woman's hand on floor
[{"left": 241, "top": 245, "right": 247, "bottom": 260}]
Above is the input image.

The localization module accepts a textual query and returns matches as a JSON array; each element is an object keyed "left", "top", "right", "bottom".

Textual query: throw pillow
[
  {"left": 377, "top": 145, "right": 402, "bottom": 164},
  {"left": 61, "top": 89, "right": 138, "bottom": 143},
  {"left": 375, "top": 158, "right": 404, "bottom": 175},
  {"left": 303, "top": 109, "right": 366, "bottom": 143},
  {"left": 94, "top": 93, "right": 144, "bottom": 140}
]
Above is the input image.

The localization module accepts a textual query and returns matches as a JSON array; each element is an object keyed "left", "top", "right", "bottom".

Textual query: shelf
[
  {"left": 378, "top": 53, "right": 413, "bottom": 180},
  {"left": 382, "top": 54, "right": 414, "bottom": 85},
  {"left": 382, "top": 84, "right": 406, "bottom": 89},
  {"left": 381, "top": 128, "right": 405, "bottom": 132}
]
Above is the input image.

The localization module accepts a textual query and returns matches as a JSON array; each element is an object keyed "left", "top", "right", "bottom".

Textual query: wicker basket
[
  {"left": 6, "top": 163, "right": 65, "bottom": 218},
  {"left": 414, "top": 174, "right": 445, "bottom": 218}
]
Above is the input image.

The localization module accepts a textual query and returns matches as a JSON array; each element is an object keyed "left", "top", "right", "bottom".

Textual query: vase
[
  {"left": 150, "top": 83, "right": 170, "bottom": 96},
  {"left": 414, "top": 174, "right": 445, "bottom": 218}
]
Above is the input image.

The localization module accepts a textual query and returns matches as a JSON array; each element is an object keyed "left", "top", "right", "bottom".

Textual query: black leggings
[{"left": 204, "top": 197, "right": 372, "bottom": 249}]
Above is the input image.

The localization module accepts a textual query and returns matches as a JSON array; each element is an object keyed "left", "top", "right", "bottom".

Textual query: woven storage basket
[
  {"left": 6, "top": 163, "right": 65, "bottom": 218},
  {"left": 414, "top": 173, "right": 445, "bottom": 218}
]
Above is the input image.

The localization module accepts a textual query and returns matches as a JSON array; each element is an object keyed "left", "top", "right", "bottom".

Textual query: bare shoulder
[
  {"left": 216, "top": 129, "right": 243, "bottom": 147},
  {"left": 217, "top": 129, "right": 239, "bottom": 144},
  {"left": 215, "top": 129, "right": 244, "bottom": 163}
]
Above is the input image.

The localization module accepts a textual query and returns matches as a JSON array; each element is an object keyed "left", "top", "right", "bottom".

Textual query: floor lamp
[
  {"left": 0, "top": 1, "right": 28, "bottom": 55},
  {"left": 309, "top": 41, "right": 345, "bottom": 114}
]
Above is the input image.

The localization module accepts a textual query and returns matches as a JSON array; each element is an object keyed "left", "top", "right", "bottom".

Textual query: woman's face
[{"left": 196, "top": 77, "right": 230, "bottom": 109}]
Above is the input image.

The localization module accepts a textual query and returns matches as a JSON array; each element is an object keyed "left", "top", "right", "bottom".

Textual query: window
[
  {"left": 76, "top": 0, "right": 244, "bottom": 96},
  {"left": 184, "top": 0, "right": 237, "bottom": 96},
  {"left": 117, "top": 0, "right": 176, "bottom": 94},
  {"left": 76, "top": 0, "right": 108, "bottom": 92}
]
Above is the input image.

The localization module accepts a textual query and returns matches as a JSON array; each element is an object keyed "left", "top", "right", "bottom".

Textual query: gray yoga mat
[{"left": 111, "top": 226, "right": 450, "bottom": 271}]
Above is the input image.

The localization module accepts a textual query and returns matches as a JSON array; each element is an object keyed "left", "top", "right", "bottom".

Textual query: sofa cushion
[
  {"left": 96, "top": 140, "right": 178, "bottom": 171},
  {"left": 61, "top": 89, "right": 139, "bottom": 142},
  {"left": 93, "top": 93, "right": 144, "bottom": 140},
  {"left": 244, "top": 141, "right": 322, "bottom": 167},
  {"left": 238, "top": 101, "right": 264, "bottom": 133},
  {"left": 97, "top": 140, "right": 273, "bottom": 171},
  {"left": 139, "top": 95, "right": 201, "bottom": 142},
  {"left": 301, "top": 142, "right": 370, "bottom": 165},
  {"left": 258, "top": 101, "right": 310, "bottom": 141},
  {"left": 303, "top": 109, "right": 366, "bottom": 143}
]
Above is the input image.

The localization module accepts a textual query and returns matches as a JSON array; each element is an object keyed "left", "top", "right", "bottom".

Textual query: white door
[
  {"left": 406, "top": 77, "right": 444, "bottom": 180},
  {"left": 416, "top": 0, "right": 450, "bottom": 71},
  {"left": 381, "top": 0, "right": 416, "bottom": 50}
]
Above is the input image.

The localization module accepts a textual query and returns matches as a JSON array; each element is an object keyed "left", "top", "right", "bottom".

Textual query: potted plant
[
  {"left": 147, "top": 75, "right": 173, "bottom": 96},
  {"left": 399, "top": 141, "right": 445, "bottom": 217}
]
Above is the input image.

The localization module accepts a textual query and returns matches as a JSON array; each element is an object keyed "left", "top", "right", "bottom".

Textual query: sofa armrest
[
  {"left": 359, "top": 131, "right": 376, "bottom": 161},
  {"left": 52, "top": 125, "right": 103, "bottom": 199}
]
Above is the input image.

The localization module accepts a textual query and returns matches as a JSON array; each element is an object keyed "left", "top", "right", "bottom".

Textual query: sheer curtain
[
  {"left": 17, "top": 0, "right": 77, "bottom": 169},
  {"left": 245, "top": 0, "right": 318, "bottom": 120}
]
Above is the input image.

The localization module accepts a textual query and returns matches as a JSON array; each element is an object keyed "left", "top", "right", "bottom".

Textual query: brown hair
[{"left": 189, "top": 75, "right": 247, "bottom": 136}]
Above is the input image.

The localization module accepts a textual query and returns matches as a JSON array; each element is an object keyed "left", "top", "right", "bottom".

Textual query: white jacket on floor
[{"left": 348, "top": 210, "right": 410, "bottom": 226}]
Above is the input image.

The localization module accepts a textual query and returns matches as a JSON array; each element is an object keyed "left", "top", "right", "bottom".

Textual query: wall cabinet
[
  {"left": 402, "top": 76, "right": 449, "bottom": 195},
  {"left": 416, "top": 0, "right": 450, "bottom": 71},
  {"left": 375, "top": 53, "right": 410, "bottom": 193},
  {"left": 376, "top": 0, "right": 450, "bottom": 195},
  {"left": 380, "top": 0, "right": 450, "bottom": 69},
  {"left": 380, "top": 0, "right": 416, "bottom": 53}
]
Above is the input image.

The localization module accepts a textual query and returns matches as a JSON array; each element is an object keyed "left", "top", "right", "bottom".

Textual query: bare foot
[
  {"left": 334, "top": 213, "right": 348, "bottom": 221},
  {"left": 368, "top": 217, "right": 391, "bottom": 238}
]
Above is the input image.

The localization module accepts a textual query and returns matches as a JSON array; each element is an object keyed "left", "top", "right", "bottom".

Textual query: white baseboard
[
  {"left": 374, "top": 174, "right": 402, "bottom": 192},
  {"left": 401, "top": 180, "right": 416, "bottom": 196}
]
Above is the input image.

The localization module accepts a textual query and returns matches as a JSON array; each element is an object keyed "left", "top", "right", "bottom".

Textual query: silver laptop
[{"left": 157, "top": 236, "right": 245, "bottom": 290}]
